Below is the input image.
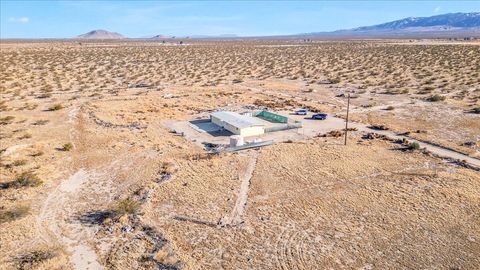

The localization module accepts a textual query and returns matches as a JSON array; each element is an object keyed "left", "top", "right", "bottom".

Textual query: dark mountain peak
[{"left": 150, "top": 34, "right": 170, "bottom": 39}]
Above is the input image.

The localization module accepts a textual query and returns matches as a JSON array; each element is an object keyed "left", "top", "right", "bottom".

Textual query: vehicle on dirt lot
[
  {"left": 294, "top": 109, "right": 308, "bottom": 115},
  {"left": 312, "top": 113, "right": 328, "bottom": 120}
]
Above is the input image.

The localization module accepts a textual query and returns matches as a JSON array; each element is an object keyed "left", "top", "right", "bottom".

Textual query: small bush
[
  {"left": 426, "top": 94, "right": 446, "bottom": 102},
  {"left": 407, "top": 142, "right": 420, "bottom": 150},
  {"left": 0, "top": 116, "right": 15, "bottom": 125},
  {"left": 385, "top": 106, "right": 395, "bottom": 111},
  {"left": 12, "top": 159, "right": 27, "bottom": 166},
  {"left": 36, "top": 93, "right": 52, "bottom": 99},
  {"left": 32, "top": 119, "right": 49, "bottom": 126},
  {"left": 160, "top": 161, "right": 177, "bottom": 175},
  {"left": 1, "top": 172, "right": 43, "bottom": 189},
  {"left": 61, "top": 143, "right": 73, "bottom": 151},
  {"left": 468, "top": 107, "right": 480, "bottom": 114},
  {"left": 48, "top": 104, "right": 63, "bottom": 111},
  {"left": 18, "top": 133, "right": 32, "bottom": 140},
  {"left": 31, "top": 150, "right": 44, "bottom": 157},
  {"left": 0, "top": 205, "right": 30, "bottom": 223},
  {"left": 113, "top": 198, "right": 141, "bottom": 216},
  {"left": 13, "top": 249, "right": 56, "bottom": 269},
  {"left": 330, "top": 78, "right": 340, "bottom": 84},
  {"left": 369, "top": 124, "right": 389, "bottom": 130}
]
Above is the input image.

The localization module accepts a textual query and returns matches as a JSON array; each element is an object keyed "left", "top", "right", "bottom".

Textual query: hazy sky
[{"left": 1, "top": 1, "right": 479, "bottom": 38}]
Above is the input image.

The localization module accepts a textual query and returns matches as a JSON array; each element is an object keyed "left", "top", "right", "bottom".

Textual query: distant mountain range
[
  {"left": 76, "top": 30, "right": 238, "bottom": 40},
  {"left": 75, "top": 12, "right": 480, "bottom": 40},
  {"left": 301, "top": 12, "right": 480, "bottom": 38}
]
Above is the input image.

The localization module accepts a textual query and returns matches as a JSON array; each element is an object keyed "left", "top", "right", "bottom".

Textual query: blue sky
[{"left": 1, "top": 1, "right": 479, "bottom": 38}]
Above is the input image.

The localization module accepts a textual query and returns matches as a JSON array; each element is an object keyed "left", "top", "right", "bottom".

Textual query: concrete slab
[{"left": 163, "top": 110, "right": 346, "bottom": 148}]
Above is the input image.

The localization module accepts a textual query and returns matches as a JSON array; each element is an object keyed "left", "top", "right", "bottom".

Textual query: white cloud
[
  {"left": 434, "top": 6, "right": 441, "bottom": 13},
  {"left": 9, "top": 17, "right": 30, "bottom": 23}
]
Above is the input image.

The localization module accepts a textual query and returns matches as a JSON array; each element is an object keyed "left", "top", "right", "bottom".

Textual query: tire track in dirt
[
  {"left": 35, "top": 103, "right": 167, "bottom": 269},
  {"left": 38, "top": 169, "right": 106, "bottom": 270},
  {"left": 220, "top": 151, "right": 258, "bottom": 227},
  {"left": 35, "top": 106, "right": 106, "bottom": 269},
  {"left": 273, "top": 224, "right": 318, "bottom": 270}
]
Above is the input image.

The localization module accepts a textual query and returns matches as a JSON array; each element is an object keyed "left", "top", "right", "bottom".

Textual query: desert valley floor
[{"left": 0, "top": 39, "right": 479, "bottom": 269}]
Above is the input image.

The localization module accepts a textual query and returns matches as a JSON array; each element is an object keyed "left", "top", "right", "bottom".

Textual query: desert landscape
[{"left": 0, "top": 37, "right": 479, "bottom": 269}]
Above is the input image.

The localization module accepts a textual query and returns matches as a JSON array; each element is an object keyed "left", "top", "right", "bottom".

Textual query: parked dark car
[
  {"left": 294, "top": 109, "right": 308, "bottom": 115},
  {"left": 312, "top": 113, "right": 328, "bottom": 120}
]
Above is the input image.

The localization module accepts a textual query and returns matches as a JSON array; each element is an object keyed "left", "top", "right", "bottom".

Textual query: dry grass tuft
[
  {"left": 1, "top": 172, "right": 43, "bottom": 189},
  {"left": 113, "top": 198, "right": 141, "bottom": 216},
  {"left": 0, "top": 205, "right": 30, "bottom": 224},
  {"left": 13, "top": 249, "right": 57, "bottom": 270}
]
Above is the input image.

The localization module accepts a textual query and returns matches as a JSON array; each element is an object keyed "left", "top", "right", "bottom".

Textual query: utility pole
[{"left": 344, "top": 93, "right": 350, "bottom": 146}]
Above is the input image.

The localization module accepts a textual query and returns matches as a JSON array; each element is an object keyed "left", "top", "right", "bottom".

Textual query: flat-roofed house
[{"left": 210, "top": 111, "right": 265, "bottom": 137}]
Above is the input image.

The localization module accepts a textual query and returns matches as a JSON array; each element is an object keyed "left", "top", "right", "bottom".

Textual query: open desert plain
[{"left": 1, "top": 38, "right": 480, "bottom": 270}]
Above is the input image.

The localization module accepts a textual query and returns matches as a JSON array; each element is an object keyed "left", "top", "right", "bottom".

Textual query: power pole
[{"left": 344, "top": 93, "right": 350, "bottom": 146}]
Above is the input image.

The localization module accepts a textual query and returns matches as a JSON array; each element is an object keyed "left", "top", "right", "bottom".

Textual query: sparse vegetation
[
  {"left": 0, "top": 205, "right": 30, "bottom": 224},
  {"left": 32, "top": 119, "right": 50, "bottom": 125},
  {"left": 1, "top": 172, "right": 43, "bottom": 189},
  {"left": 48, "top": 104, "right": 64, "bottom": 111},
  {"left": 113, "top": 198, "right": 141, "bottom": 216},
  {"left": 31, "top": 150, "right": 45, "bottom": 157},
  {"left": 369, "top": 124, "right": 389, "bottom": 130},
  {"left": 407, "top": 142, "right": 421, "bottom": 150},
  {"left": 0, "top": 115, "right": 15, "bottom": 125},
  {"left": 13, "top": 249, "right": 56, "bottom": 270},
  {"left": 468, "top": 107, "right": 480, "bottom": 114},
  {"left": 12, "top": 159, "right": 28, "bottom": 167},
  {"left": 426, "top": 94, "right": 446, "bottom": 102},
  {"left": 60, "top": 142, "right": 73, "bottom": 151},
  {"left": 18, "top": 133, "right": 32, "bottom": 139}
]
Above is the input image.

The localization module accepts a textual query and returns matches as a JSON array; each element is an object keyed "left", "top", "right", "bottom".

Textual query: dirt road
[{"left": 242, "top": 85, "right": 480, "bottom": 169}]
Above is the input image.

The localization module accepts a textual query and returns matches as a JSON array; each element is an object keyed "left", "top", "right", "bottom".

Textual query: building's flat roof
[{"left": 211, "top": 111, "right": 264, "bottom": 129}]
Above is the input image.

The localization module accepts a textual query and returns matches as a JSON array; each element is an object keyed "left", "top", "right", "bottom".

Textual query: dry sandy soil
[{"left": 0, "top": 39, "right": 479, "bottom": 269}]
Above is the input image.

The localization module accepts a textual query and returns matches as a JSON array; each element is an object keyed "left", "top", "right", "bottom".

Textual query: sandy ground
[{"left": 0, "top": 40, "right": 479, "bottom": 269}]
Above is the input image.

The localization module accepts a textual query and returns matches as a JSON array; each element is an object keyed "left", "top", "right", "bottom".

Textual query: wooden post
[{"left": 344, "top": 93, "right": 350, "bottom": 146}]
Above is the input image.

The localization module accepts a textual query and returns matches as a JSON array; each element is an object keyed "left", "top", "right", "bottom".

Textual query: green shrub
[
  {"left": 0, "top": 205, "right": 30, "bottom": 223},
  {"left": 113, "top": 198, "right": 141, "bottom": 216},
  {"left": 407, "top": 142, "right": 420, "bottom": 150},
  {"left": 61, "top": 143, "right": 73, "bottom": 151}
]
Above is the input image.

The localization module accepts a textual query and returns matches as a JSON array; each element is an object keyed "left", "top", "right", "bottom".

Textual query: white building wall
[{"left": 239, "top": 126, "right": 264, "bottom": 137}]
